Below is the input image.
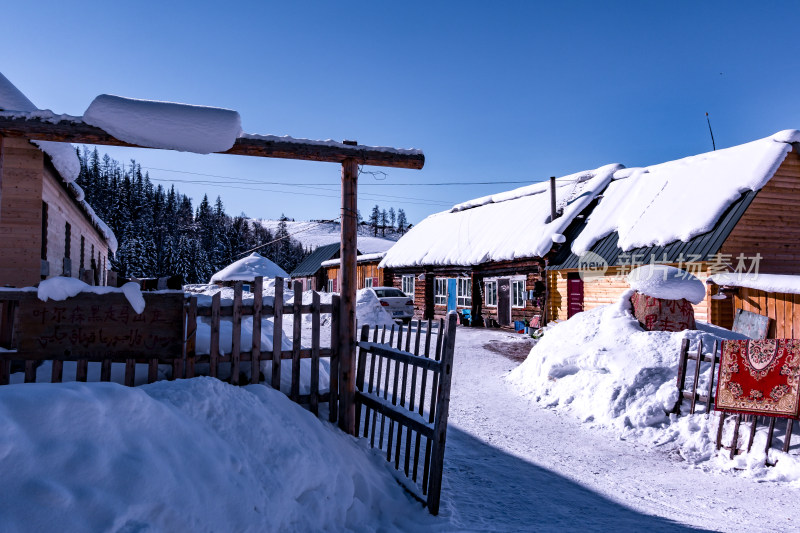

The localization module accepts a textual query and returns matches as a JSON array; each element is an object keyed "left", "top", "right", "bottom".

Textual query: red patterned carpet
[{"left": 716, "top": 339, "right": 800, "bottom": 417}]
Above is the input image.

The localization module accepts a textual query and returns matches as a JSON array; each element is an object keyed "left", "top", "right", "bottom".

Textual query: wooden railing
[{"left": 354, "top": 312, "right": 457, "bottom": 516}]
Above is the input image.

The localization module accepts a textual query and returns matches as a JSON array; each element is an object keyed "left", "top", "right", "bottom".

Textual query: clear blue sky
[{"left": 3, "top": 1, "right": 800, "bottom": 225}]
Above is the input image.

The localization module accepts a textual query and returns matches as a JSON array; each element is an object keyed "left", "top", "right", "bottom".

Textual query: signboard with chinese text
[{"left": 17, "top": 292, "right": 184, "bottom": 359}]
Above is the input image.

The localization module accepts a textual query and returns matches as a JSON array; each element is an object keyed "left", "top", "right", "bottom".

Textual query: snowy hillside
[{"left": 255, "top": 219, "right": 401, "bottom": 253}]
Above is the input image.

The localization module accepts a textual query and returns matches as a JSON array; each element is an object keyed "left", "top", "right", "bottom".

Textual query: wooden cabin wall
[
  {"left": 42, "top": 165, "right": 108, "bottom": 285},
  {"left": 548, "top": 265, "right": 719, "bottom": 324},
  {"left": 720, "top": 150, "right": 800, "bottom": 274},
  {"left": 325, "top": 261, "right": 383, "bottom": 291},
  {"left": 0, "top": 137, "right": 44, "bottom": 287},
  {"left": 734, "top": 287, "right": 800, "bottom": 339}
]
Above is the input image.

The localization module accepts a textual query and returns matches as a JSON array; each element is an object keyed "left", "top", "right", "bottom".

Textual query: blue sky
[{"left": 3, "top": 1, "right": 800, "bottom": 224}]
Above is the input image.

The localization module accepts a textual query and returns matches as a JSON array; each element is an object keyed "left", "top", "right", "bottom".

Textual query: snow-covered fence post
[
  {"left": 272, "top": 278, "right": 284, "bottom": 390},
  {"left": 250, "top": 276, "right": 263, "bottom": 385},
  {"left": 427, "top": 311, "right": 458, "bottom": 515},
  {"left": 185, "top": 295, "right": 197, "bottom": 379},
  {"left": 339, "top": 152, "right": 359, "bottom": 435}
]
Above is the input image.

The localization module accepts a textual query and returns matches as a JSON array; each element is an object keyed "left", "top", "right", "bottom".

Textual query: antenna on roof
[{"left": 705, "top": 112, "right": 716, "bottom": 151}]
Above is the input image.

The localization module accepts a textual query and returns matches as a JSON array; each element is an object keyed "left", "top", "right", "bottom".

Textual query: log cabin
[
  {"left": 322, "top": 252, "right": 386, "bottom": 292},
  {"left": 0, "top": 73, "right": 116, "bottom": 288},
  {"left": 546, "top": 130, "right": 800, "bottom": 329},
  {"left": 290, "top": 242, "right": 346, "bottom": 292},
  {"left": 379, "top": 164, "right": 623, "bottom": 326}
]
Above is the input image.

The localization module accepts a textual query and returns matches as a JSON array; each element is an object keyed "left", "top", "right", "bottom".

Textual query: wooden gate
[{"left": 353, "top": 312, "right": 457, "bottom": 515}]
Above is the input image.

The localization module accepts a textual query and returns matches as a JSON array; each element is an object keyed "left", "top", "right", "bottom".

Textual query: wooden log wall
[
  {"left": 733, "top": 287, "right": 800, "bottom": 339},
  {"left": 719, "top": 150, "right": 800, "bottom": 274},
  {"left": 325, "top": 261, "right": 384, "bottom": 291}
]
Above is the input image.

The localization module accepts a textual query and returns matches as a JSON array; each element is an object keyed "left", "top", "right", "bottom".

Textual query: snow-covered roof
[
  {"left": 210, "top": 253, "right": 289, "bottom": 283},
  {"left": 321, "top": 252, "right": 385, "bottom": 268},
  {"left": 380, "top": 164, "right": 622, "bottom": 268},
  {"left": 628, "top": 265, "right": 706, "bottom": 304},
  {"left": 0, "top": 72, "right": 118, "bottom": 252},
  {"left": 571, "top": 131, "right": 800, "bottom": 256},
  {"left": 708, "top": 273, "right": 800, "bottom": 295}
]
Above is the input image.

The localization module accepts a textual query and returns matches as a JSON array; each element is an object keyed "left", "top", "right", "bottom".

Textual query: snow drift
[
  {"left": 0, "top": 379, "right": 438, "bottom": 532},
  {"left": 508, "top": 293, "right": 800, "bottom": 481}
]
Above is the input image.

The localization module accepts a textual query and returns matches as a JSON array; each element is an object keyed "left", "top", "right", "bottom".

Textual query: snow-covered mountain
[{"left": 254, "top": 219, "right": 401, "bottom": 253}]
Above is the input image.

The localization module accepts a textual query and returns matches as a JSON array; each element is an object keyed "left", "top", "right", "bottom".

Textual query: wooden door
[
  {"left": 447, "top": 278, "right": 457, "bottom": 313},
  {"left": 497, "top": 278, "right": 511, "bottom": 326},
  {"left": 567, "top": 273, "right": 584, "bottom": 318}
]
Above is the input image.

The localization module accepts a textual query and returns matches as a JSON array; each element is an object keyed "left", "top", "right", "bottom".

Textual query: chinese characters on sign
[{"left": 18, "top": 293, "right": 184, "bottom": 359}]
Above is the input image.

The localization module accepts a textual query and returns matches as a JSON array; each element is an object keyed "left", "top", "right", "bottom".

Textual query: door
[
  {"left": 567, "top": 273, "right": 584, "bottom": 318},
  {"left": 497, "top": 278, "right": 511, "bottom": 326},
  {"left": 447, "top": 278, "right": 457, "bottom": 313}
]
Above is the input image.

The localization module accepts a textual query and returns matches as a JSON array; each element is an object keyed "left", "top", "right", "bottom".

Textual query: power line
[
  {"left": 142, "top": 165, "right": 534, "bottom": 187},
  {"left": 237, "top": 218, "right": 341, "bottom": 258}
]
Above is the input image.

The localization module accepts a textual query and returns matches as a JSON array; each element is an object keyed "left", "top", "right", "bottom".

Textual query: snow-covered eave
[
  {"left": 0, "top": 110, "right": 425, "bottom": 168},
  {"left": 708, "top": 273, "right": 800, "bottom": 295},
  {"left": 321, "top": 252, "right": 386, "bottom": 268}
]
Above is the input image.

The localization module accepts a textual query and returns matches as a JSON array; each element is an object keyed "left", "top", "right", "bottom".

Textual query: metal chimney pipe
[{"left": 550, "top": 176, "right": 557, "bottom": 221}]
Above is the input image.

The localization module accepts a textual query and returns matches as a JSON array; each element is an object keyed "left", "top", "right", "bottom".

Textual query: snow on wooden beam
[{"left": 0, "top": 111, "right": 425, "bottom": 169}]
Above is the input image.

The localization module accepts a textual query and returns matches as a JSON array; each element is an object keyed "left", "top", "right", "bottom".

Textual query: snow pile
[
  {"left": 37, "top": 277, "right": 145, "bottom": 314},
  {"left": 0, "top": 379, "right": 438, "bottom": 531},
  {"left": 84, "top": 94, "right": 242, "bottom": 154},
  {"left": 572, "top": 131, "right": 800, "bottom": 255},
  {"left": 356, "top": 288, "right": 398, "bottom": 328},
  {"left": 710, "top": 273, "right": 800, "bottom": 295},
  {"left": 508, "top": 293, "right": 800, "bottom": 481},
  {"left": 381, "top": 164, "right": 622, "bottom": 268},
  {"left": 209, "top": 252, "right": 289, "bottom": 284},
  {"left": 627, "top": 264, "right": 706, "bottom": 304}
]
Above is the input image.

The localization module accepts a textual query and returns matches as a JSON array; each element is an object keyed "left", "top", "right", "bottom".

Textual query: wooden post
[
  {"left": 231, "top": 281, "right": 243, "bottom": 385},
  {"left": 272, "top": 278, "right": 284, "bottom": 391},
  {"left": 339, "top": 151, "right": 358, "bottom": 435},
  {"left": 251, "top": 276, "right": 263, "bottom": 384},
  {"left": 185, "top": 296, "right": 197, "bottom": 379},
  {"left": 427, "top": 311, "right": 458, "bottom": 516}
]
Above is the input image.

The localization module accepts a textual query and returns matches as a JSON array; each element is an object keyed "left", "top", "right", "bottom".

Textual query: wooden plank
[
  {"left": 406, "top": 321, "right": 423, "bottom": 476},
  {"left": 370, "top": 326, "right": 387, "bottom": 448},
  {"left": 310, "top": 291, "right": 321, "bottom": 416},
  {"left": 793, "top": 294, "right": 800, "bottom": 339},
  {"left": 766, "top": 417, "right": 776, "bottom": 453},
  {"left": 272, "top": 279, "right": 284, "bottom": 391},
  {"left": 776, "top": 293, "right": 786, "bottom": 338},
  {"left": 354, "top": 325, "right": 371, "bottom": 436},
  {"left": 716, "top": 413, "right": 726, "bottom": 450},
  {"left": 0, "top": 359, "right": 9, "bottom": 386},
  {"left": 413, "top": 319, "right": 433, "bottom": 483},
  {"left": 231, "top": 281, "right": 243, "bottom": 386},
  {"left": 423, "top": 318, "right": 445, "bottom": 496},
  {"left": 783, "top": 419, "right": 794, "bottom": 453},
  {"left": 0, "top": 112, "right": 425, "bottom": 169},
  {"left": 386, "top": 324, "right": 403, "bottom": 463},
  {"left": 124, "top": 358, "right": 136, "bottom": 387},
  {"left": 362, "top": 325, "right": 381, "bottom": 439},
  {"left": 747, "top": 417, "right": 758, "bottom": 453},
  {"left": 705, "top": 341, "right": 718, "bottom": 415},
  {"left": 378, "top": 325, "right": 395, "bottom": 449},
  {"left": 690, "top": 339, "right": 703, "bottom": 414},
  {"left": 210, "top": 293, "right": 221, "bottom": 378},
  {"left": 356, "top": 342, "right": 442, "bottom": 372},
  {"left": 355, "top": 391, "right": 434, "bottom": 439},
  {"left": 185, "top": 296, "right": 197, "bottom": 379},
  {"left": 329, "top": 294, "right": 340, "bottom": 423},
  {"left": 674, "top": 339, "right": 690, "bottom": 413},
  {"left": 730, "top": 414, "right": 742, "bottom": 459},
  {"left": 195, "top": 302, "right": 334, "bottom": 318},
  {"left": 251, "top": 276, "right": 263, "bottom": 385},
  {"left": 148, "top": 357, "right": 158, "bottom": 384},
  {"left": 291, "top": 280, "right": 302, "bottom": 402},
  {"left": 427, "top": 311, "right": 458, "bottom": 515},
  {"left": 0, "top": 300, "right": 17, "bottom": 348},
  {"left": 100, "top": 358, "right": 111, "bottom": 382},
  {"left": 51, "top": 359, "right": 63, "bottom": 383},
  {"left": 396, "top": 322, "right": 412, "bottom": 470},
  {"left": 339, "top": 157, "right": 359, "bottom": 435}
]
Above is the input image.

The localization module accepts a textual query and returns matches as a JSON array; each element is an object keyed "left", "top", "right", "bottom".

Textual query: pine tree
[
  {"left": 369, "top": 204, "right": 380, "bottom": 236},
  {"left": 389, "top": 207, "right": 396, "bottom": 230},
  {"left": 379, "top": 209, "right": 388, "bottom": 237},
  {"left": 397, "top": 209, "right": 408, "bottom": 234}
]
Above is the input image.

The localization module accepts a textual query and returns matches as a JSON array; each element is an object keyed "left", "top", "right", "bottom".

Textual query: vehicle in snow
[{"left": 370, "top": 287, "right": 414, "bottom": 323}]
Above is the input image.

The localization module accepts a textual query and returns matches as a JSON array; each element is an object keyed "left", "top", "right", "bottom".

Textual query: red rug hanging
[
  {"left": 630, "top": 292, "right": 696, "bottom": 332},
  {"left": 715, "top": 339, "right": 800, "bottom": 418}
]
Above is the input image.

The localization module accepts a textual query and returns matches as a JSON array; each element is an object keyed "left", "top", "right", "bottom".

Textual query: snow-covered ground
[{"left": 256, "top": 219, "right": 400, "bottom": 253}]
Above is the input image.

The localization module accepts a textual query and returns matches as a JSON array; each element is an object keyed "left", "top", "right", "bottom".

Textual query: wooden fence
[
  {"left": 733, "top": 287, "right": 800, "bottom": 339},
  {"left": 0, "top": 277, "right": 339, "bottom": 421},
  {"left": 353, "top": 312, "right": 457, "bottom": 516},
  {"left": 674, "top": 338, "right": 796, "bottom": 461}
]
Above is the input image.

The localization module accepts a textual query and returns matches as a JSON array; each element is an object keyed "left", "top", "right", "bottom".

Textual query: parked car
[{"left": 371, "top": 287, "right": 414, "bottom": 322}]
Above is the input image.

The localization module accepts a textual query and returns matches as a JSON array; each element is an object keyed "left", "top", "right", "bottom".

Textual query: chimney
[{"left": 550, "top": 176, "right": 557, "bottom": 221}]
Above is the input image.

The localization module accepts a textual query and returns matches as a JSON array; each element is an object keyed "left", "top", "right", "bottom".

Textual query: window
[
  {"left": 80, "top": 236, "right": 85, "bottom": 270},
  {"left": 64, "top": 223, "right": 71, "bottom": 259},
  {"left": 434, "top": 278, "right": 447, "bottom": 305},
  {"left": 364, "top": 277, "right": 373, "bottom": 288},
  {"left": 512, "top": 279, "right": 526, "bottom": 308},
  {"left": 402, "top": 275, "right": 415, "bottom": 300},
  {"left": 457, "top": 278, "right": 471, "bottom": 307},
  {"left": 374, "top": 288, "right": 406, "bottom": 298},
  {"left": 485, "top": 280, "right": 497, "bottom": 307},
  {"left": 327, "top": 279, "right": 334, "bottom": 293}
]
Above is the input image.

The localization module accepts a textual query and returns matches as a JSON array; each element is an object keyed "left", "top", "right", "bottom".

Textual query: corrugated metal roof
[
  {"left": 546, "top": 189, "right": 758, "bottom": 270},
  {"left": 289, "top": 243, "right": 342, "bottom": 277}
]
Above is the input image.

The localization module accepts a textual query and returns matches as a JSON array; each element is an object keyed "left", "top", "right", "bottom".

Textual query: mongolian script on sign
[{"left": 18, "top": 293, "right": 184, "bottom": 359}]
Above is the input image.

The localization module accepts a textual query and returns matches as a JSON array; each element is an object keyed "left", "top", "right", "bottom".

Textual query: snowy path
[{"left": 437, "top": 327, "right": 799, "bottom": 532}]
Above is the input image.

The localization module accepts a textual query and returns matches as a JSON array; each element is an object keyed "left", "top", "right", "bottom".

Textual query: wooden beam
[
  {"left": 0, "top": 111, "right": 424, "bottom": 169},
  {"left": 339, "top": 154, "right": 359, "bottom": 435}
]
